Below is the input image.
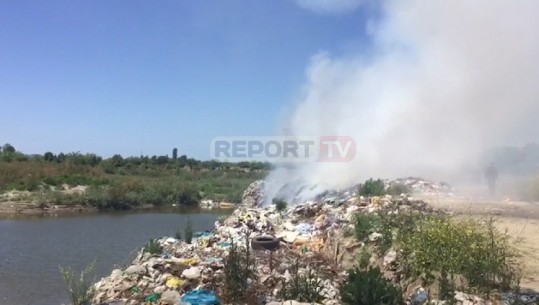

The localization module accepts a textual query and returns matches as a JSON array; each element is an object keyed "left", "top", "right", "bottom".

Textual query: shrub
[
  {"left": 280, "top": 260, "right": 324, "bottom": 303},
  {"left": 175, "top": 230, "right": 182, "bottom": 240},
  {"left": 358, "top": 178, "right": 385, "bottom": 197},
  {"left": 399, "top": 216, "right": 520, "bottom": 298},
  {"left": 354, "top": 213, "right": 381, "bottom": 241},
  {"left": 273, "top": 198, "right": 288, "bottom": 212},
  {"left": 221, "top": 236, "right": 258, "bottom": 304},
  {"left": 184, "top": 217, "right": 194, "bottom": 244},
  {"left": 59, "top": 260, "right": 96, "bottom": 305},
  {"left": 143, "top": 239, "right": 162, "bottom": 255},
  {"left": 386, "top": 183, "right": 411, "bottom": 196},
  {"left": 357, "top": 247, "right": 371, "bottom": 270},
  {"left": 340, "top": 266, "right": 403, "bottom": 305}
]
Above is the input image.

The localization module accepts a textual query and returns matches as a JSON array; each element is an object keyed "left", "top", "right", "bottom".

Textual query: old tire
[{"left": 251, "top": 235, "right": 280, "bottom": 251}]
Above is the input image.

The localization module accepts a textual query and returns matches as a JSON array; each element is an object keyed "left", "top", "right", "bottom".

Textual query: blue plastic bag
[{"left": 180, "top": 289, "right": 220, "bottom": 305}]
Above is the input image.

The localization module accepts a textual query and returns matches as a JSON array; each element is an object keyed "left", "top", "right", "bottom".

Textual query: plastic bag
[{"left": 180, "top": 289, "right": 220, "bottom": 305}]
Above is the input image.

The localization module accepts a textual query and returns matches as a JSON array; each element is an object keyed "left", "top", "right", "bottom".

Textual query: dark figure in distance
[{"left": 485, "top": 163, "right": 498, "bottom": 197}]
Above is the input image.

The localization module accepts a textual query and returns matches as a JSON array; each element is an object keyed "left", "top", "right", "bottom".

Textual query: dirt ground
[{"left": 419, "top": 194, "right": 539, "bottom": 291}]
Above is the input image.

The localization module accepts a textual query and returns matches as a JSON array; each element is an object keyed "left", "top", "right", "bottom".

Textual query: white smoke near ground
[{"left": 266, "top": 0, "right": 539, "bottom": 204}]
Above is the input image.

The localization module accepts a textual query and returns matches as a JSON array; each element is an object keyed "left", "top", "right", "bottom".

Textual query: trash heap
[
  {"left": 92, "top": 193, "right": 443, "bottom": 305},
  {"left": 387, "top": 177, "right": 454, "bottom": 196},
  {"left": 241, "top": 180, "right": 266, "bottom": 207}
]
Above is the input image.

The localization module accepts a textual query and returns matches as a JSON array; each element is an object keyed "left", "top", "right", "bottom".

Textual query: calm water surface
[{"left": 0, "top": 209, "right": 229, "bottom": 305}]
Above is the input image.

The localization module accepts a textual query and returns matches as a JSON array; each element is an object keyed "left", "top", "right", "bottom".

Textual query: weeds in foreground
[
  {"left": 279, "top": 260, "right": 324, "bottom": 303},
  {"left": 184, "top": 217, "right": 194, "bottom": 244},
  {"left": 143, "top": 239, "right": 162, "bottom": 255},
  {"left": 357, "top": 247, "right": 371, "bottom": 270},
  {"left": 399, "top": 216, "right": 520, "bottom": 299},
  {"left": 59, "top": 260, "right": 96, "bottom": 305},
  {"left": 355, "top": 210, "right": 424, "bottom": 254},
  {"left": 221, "top": 236, "right": 258, "bottom": 305},
  {"left": 340, "top": 266, "right": 403, "bottom": 305}
]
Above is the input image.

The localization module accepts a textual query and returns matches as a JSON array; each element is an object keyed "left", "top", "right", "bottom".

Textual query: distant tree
[
  {"left": 44, "top": 152, "right": 55, "bottom": 162},
  {"left": 172, "top": 148, "right": 178, "bottom": 160},
  {"left": 111, "top": 154, "right": 124, "bottom": 167},
  {"left": 2, "top": 143, "right": 15, "bottom": 153},
  {"left": 56, "top": 153, "right": 66, "bottom": 163},
  {"left": 156, "top": 155, "right": 169, "bottom": 165}
]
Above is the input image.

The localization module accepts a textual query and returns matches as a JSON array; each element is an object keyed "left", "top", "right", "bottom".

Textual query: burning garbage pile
[
  {"left": 92, "top": 192, "right": 445, "bottom": 305},
  {"left": 92, "top": 177, "right": 530, "bottom": 305},
  {"left": 243, "top": 176, "right": 454, "bottom": 208}
]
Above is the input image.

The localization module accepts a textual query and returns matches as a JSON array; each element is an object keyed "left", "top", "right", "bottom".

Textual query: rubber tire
[{"left": 251, "top": 235, "right": 280, "bottom": 251}]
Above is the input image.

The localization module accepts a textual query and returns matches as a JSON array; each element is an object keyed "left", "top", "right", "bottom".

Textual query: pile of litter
[
  {"left": 92, "top": 194, "right": 441, "bottom": 305},
  {"left": 387, "top": 177, "right": 455, "bottom": 196},
  {"left": 241, "top": 180, "right": 266, "bottom": 207}
]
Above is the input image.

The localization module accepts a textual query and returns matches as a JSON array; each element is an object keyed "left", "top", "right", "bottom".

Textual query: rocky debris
[{"left": 242, "top": 180, "right": 266, "bottom": 207}]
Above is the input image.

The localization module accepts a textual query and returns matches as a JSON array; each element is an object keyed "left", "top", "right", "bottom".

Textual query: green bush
[
  {"left": 280, "top": 260, "right": 324, "bottom": 303},
  {"left": 143, "top": 239, "right": 162, "bottom": 255},
  {"left": 358, "top": 178, "right": 386, "bottom": 197},
  {"left": 184, "top": 217, "right": 194, "bottom": 244},
  {"left": 340, "top": 266, "right": 403, "bottom": 305},
  {"left": 59, "top": 260, "right": 96, "bottom": 305},
  {"left": 399, "top": 216, "right": 520, "bottom": 298},
  {"left": 222, "top": 236, "right": 258, "bottom": 304},
  {"left": 273, "top": 198, "right": 288, "bottom": 211},
  {"left": 354, "top": 213, "right": 381, "bottom": 241},
  {"left": 385, "top": 183, "right": 411, "bottom": 196}
]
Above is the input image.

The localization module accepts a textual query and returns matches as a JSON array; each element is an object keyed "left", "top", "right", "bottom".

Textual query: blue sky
[{"left": 0, "top": 0, "right": 373, "bottom": 158}]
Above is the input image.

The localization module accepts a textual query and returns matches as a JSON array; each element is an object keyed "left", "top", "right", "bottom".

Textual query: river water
[{"left": 0, "top": 209, "right": 229, "bottom": 305}]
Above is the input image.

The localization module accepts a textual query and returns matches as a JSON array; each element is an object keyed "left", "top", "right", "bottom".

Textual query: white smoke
[
  {"left": 267, "top": 0, "right": 539, "bottom": 203},
  {"left": 294, "top": 0, "right": 365, "bottom": 14}
]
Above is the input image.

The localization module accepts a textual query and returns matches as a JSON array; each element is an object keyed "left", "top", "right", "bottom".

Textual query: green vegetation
[
  {"left": 184, "top": 217, "right": 194, "bottom": 244},
  {"left": 279, "top": 260, "right": 324, "bottom": 303},
  {"left": 399, "top": 216, "right": 519, "bottom": 298},
  {"left": 273, "top": 198, "right": 288, "bottom": 212},
  {"left": 59, "top": 260, "right": 96, "bottom": 305},
  {"left": 0, "top": 143, "right": 269, "bottom": 210},
  {"left": 358, "top": 178, "right": 386, "bottom": 197},
  {"left": 357, "top": 178, "right": 410, "bottom": 197},
  {"left": 143, "top": 239, "right": 163, "bottom": 255},
  {"left": 221, "top": 237, "right": 258, "bottom": 304},
  {"left": 352, "top": 207, "right": 520, "bottom": 303},
  {"left": 174, "top": 229, "right": 182, "bottom": 240},
  {"left": 340, "top": 266, "right": 403, "bottom": 305}
]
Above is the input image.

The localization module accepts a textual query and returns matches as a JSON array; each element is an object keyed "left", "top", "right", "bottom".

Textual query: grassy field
[{"left": 0, "top": 146, "right": 268, "bottom": 210}]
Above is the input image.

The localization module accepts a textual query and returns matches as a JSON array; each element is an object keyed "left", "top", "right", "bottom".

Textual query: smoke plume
[{"left": 266, "top": 0, "right": 539, "bottom": 203}]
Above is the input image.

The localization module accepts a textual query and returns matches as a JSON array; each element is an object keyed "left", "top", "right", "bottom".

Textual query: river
[{"left": 0, "top": 209, "right": 229, "bottom": 305}]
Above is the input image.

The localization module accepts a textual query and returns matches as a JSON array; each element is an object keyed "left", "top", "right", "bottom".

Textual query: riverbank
[
  {"left": 0, "top": 199, "right": 237, "bottom": 216},
  {"left": 0, "top": 151, "right": 268, "bottom": 212},
  {"left": 0, "top": 200, "right": 97, "bottom": 215}
]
